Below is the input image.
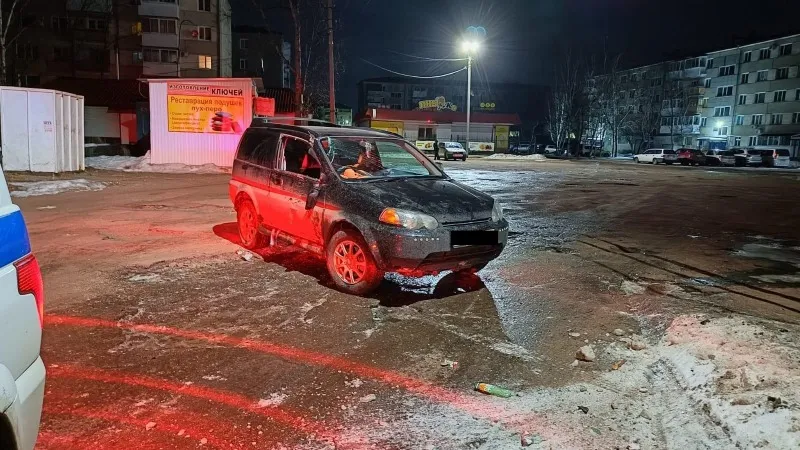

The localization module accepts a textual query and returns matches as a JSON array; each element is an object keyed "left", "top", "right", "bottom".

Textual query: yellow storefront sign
[
  {"left": 167, "top": 83, "right": 246, "bottom": 133},
  {"left": 495, "top": 125, "right": 510, "bottom": 150},
  {"left": 370, "top": 120, "right": 404, "bottom": 136}
]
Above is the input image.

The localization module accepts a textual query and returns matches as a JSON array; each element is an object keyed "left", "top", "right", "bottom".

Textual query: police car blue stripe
[{"left": 0, "top": 209, "right": 31, "bottom": 268}]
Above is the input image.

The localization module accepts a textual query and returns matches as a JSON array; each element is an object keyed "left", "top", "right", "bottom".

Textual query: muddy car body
[{"left": 229, "top": 121, "right": 508, "bottom": 294}]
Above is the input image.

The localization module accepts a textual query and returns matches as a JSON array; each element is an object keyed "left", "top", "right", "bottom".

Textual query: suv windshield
[
  {"left": 323, "top": 137, "right": 442, "bottom": 180},
  {"left": 664, "top": 150, "right": 676, "bottom": 154},
  {"left": 776, "top": 149, "right": 790, "bottom": 156}
]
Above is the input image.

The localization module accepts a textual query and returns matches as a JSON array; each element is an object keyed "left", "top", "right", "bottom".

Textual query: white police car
[{"left": 0, "top": 165, "right": 45, "bottom": 450}]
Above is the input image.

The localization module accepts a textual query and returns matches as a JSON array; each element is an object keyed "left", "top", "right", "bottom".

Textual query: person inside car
[{"left": 341, "top": 141, "right": 383, "bottom": 179}]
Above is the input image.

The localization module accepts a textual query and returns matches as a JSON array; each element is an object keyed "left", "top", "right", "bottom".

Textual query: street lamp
[
  {"left": 177, "top": 19, "right": 196, "bottom": 78},
  {"left": 461, "top": 39, "right": 480, "bottom": 152}
]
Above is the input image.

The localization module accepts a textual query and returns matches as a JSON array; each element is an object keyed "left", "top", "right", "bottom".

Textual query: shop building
[{"left": 357, "top": 108, "right": 520, "bottom": 153}]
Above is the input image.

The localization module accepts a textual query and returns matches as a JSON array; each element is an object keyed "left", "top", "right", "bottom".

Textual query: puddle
[{"left": 729, "top": 237, "right": 800, "bottom": 287}]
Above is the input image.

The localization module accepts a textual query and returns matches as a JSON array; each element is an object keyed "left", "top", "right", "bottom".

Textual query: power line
[
  {"left": 387, "top": 50, "right": 467, "bottom": 62},
  {"left": 361, "top": 58, "right": 467, "bottom": 79}
]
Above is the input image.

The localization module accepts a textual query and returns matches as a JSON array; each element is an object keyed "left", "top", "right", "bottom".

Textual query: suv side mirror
[{"left": 305, "top": 173, "right": 326, "bottom": 210}]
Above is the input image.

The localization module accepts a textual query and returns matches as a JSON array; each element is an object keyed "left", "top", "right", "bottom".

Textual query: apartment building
[
  {"left": 595, "top": 33, "right": 800, "bottom": 156},
  {"left": 12, "top": 0, "right": 232, "bottom": 85},
  {"left": 231, "top": 25, "right": 290, "bottom": 89}
]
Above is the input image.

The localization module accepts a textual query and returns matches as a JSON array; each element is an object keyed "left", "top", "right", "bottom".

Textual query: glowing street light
[{"left": 461, "top": 39, "right": 481, "bottom": 152}]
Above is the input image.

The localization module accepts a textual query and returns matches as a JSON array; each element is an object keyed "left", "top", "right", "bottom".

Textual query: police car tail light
[{"left": 15, "top": 254, "right": 44, "bottom": 328}]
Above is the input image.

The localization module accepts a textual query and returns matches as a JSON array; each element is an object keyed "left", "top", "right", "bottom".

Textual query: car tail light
[{"left": 15, "top": 254, "right": 44, "bottom": 328}]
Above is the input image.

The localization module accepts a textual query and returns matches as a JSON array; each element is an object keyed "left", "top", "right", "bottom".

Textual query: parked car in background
[
  {"left": 509, "top": 144, "right": 534, "bottom": 155},
  {"left": 761, "top": 149, "right": 791, "bottom": 168},
  {"left": 736, "top": 149, "right": 763, "bottom": 167},
  {"left": 677, "top": 148, "right": 707, "bottom": 166},
  {"left": 544, "top": 145, "right": 558, "bottom": 155},
  {"left": 0, "top": 165, "right": 46, "bottom": 450},
  {"left": 705, "top": 149, "right": 736, "bottom": 166},
  {"left": 440, "top": 141, "right": 468, "bottom": 161},
  {"left": 634, "top": 149, "right": 677, "bottom": 164}
]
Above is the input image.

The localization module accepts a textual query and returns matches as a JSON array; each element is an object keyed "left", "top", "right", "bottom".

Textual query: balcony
[
  {"left": 139, "top": 0, "right": 179, "bottom": 18},
  {"left": 142, "top": 32, "right": 178, "bottom": 48},
  {"left": 143, "top": 61, "right": 178, "bottom": 77}
]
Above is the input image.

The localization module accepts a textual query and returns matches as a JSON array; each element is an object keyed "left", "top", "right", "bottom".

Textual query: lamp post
[
  {"left": 177, "top": 19, "right": 196, "bottom": 78},
  {"left": 461, "top": 40, "right": 480, "bottom": 151}
]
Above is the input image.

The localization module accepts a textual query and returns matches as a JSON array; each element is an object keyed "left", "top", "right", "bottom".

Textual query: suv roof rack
[{"left": 252, "top": 117, "right": 343, "bottom": 128}]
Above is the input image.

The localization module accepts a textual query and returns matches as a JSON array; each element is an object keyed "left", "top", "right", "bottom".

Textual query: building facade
[
  {"left": 596, "top": 34, "right": 800, "bottom": 156},
  {"left": 231, "top": 25, "right": 289, "bottom": 89},
  {"left": 12, "top": 0, "right": 232, "bottom": 85},
  {"left": 357, "top": 77, "right": 547, "bottom": 122}
]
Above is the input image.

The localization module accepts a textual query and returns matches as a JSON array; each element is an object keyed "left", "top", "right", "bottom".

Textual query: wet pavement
[{"left": 12, "top": 159, "right": 800, "bottom": 449}]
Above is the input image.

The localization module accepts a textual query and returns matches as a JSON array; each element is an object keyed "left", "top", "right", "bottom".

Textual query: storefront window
[{"left": 417, "top": 127, "right": 434, "bottom": 140}]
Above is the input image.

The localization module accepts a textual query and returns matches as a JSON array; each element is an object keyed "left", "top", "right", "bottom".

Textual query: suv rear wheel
[
  {"left": 326, "top": 230, "right": 384, "bottom": 295},
  {"left": 236, "top": 198, "right": 267, "bottom": 250}
]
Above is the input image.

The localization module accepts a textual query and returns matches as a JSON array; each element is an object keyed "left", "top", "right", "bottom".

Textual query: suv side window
[
  {"left": 251, "top": 133, "right": 280, "bottom": 168},
  {"left": 236, "top": 130, "right": 279, "bottom": 168},
  {"left": 278, "top": 135, "right": 317, "bottom": 179}
]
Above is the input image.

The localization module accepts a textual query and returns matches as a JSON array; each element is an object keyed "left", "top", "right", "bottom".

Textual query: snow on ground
[
  {"left": 85, "top": 153, "right": 229, "bottom": 174},
  {"left": 337, "top": 314, "right": 799, "bottom": 449},
  {"left": 486, "top": 153, "right": 548, "bottom": 161},
  {"left": 10, "top": 179, "right": 107, "bottom": 197}
]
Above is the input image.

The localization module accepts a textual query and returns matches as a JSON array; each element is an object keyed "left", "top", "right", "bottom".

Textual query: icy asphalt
[{"left": 9, "top": 158, "right": 800, "bottom": 449}]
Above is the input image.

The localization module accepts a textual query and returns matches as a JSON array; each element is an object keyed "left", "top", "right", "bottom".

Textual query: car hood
[{"left": 350, "top": 177, "right": 494, "bottom": 223}]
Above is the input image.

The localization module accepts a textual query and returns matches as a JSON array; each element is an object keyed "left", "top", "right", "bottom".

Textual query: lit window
[{"left": 199, "top": 55, "right": 212, "bottom": 69}]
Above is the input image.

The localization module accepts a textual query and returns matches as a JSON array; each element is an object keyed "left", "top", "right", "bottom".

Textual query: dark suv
[
  {"left": 677, "top": 148, "right": 706, "bottom": 166},
  {"left": 229, "top": 120, "right": 509, "bottom": 295}
]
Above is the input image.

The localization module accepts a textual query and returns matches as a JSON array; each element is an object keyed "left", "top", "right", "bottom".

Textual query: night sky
[{"left": 235, "top": 0, "right": 800, "bottom": 108}]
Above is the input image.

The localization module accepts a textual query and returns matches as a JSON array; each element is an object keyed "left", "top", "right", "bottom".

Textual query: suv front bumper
[{"left": 368, "top": 219, "right": 509, "bottom": 274}]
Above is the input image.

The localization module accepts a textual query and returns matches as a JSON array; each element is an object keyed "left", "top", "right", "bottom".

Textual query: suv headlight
[
  {"left": 492, "top": 201, "right": 504, "bottom": 222},
  {"left": 379, "top": 208, "right": 438, "bottom": 230}
]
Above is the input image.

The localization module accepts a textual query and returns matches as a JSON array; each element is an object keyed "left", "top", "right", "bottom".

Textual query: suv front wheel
[
  {"left": 237, "top": 198, "right": 267, "bottom": 250},
  {"left": 326, "top": 230, "right": 384, "bottom": 295}
]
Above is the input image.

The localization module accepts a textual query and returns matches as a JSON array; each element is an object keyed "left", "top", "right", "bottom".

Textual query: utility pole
[
  {"left": 327, "top": 0, "right": 335, "bottom": 124},
  {"left": 466, "top": 53, "right": 472, "bottom": 152}
]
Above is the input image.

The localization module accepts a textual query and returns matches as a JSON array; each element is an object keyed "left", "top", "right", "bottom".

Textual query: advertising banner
[
  {"left": 416, "top": 140, "right": 436, "bottom": 151},
  {"left": 167, "top": 83, "right": 245, "bottom": 133},
  {"left": 469, "top": 141, "right": 495, "bottom": 152}
]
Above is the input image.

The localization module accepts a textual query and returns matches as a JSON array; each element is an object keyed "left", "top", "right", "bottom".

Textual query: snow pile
[
  {"left": 336, "top": 314, "right": 799, "bottom": 449},
  {"left": 86, "top": 153, "right": 229, "bottom": 174},
  {"left": 486, "top": 153, "right": 548, "bottom": 161},
  {"left": 662, "top": 316, "right": 800, "bottom": 449},
  {"left": 10, "top": 179, "right": 107, "bottom": 197}
]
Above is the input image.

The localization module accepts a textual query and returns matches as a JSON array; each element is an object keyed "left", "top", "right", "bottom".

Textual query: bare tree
[
  {"left": 250, "top": 0, "right": 343, "bottom": 116},
  {"left": 547, "top": 52, "right": 581, "bottom": 152},
  {"left": 623, "top": 81, "right": 661, "bottom": 154},
  {"left": 0, "top": 0, "right": 30, "bottom": 85},
  {"left": 595, "top": 55, "right": 632, "bottom": 157},
  {"left": 662, "top": 77, "right": 697, "bottom": 149}
]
